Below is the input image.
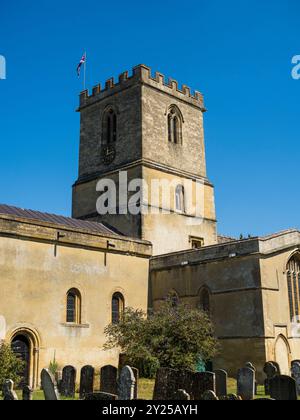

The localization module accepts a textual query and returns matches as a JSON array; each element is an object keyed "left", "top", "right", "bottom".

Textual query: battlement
[{"left": 79, "top": 64, "right": 206, "bottom": 111}]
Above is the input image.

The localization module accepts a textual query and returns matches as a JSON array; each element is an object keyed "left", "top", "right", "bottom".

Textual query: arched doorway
[
  {"left": 11, "top": 335, "right": 30, "bottom": 388},
  {"left": 10, "top": 328, "right": 40, "bottom": 389},
  {"left": 275, "top": 335, "right": 290, "bottom": 375}
]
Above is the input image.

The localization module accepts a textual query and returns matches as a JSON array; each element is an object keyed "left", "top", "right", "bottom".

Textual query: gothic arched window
[
  {"left": 102, "top": 108, "right": 117, "bottom": 145},
  {"left": 199, "top": 288, "right": 211, "bottom": 314},
  {"left": 112, "top": 292, "right": 125, "bottom": 324},
  {"left": 175, "top": 185, "right": 185, "bottom": 213},
  {"left": 66, "top": 288, "right": 81, "bottom": 324},
  {"left": 167, "top": 106, "right": 183, "bottom": 144},
  {"left": 287, "top": 255, "right": 300, "bottom": 322}
]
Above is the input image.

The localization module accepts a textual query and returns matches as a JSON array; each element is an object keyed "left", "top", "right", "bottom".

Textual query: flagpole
[{"left": 83, "top": 51, "right": 87, "bottom": 90}]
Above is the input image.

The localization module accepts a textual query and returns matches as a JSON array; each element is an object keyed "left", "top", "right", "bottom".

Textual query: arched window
[
  {"left": 287, "top": 255, "right": 300, "bottom": 322},
  {"left": 175, "top": 185, "right": 185, "bottom": 213},
  {"left": 66, "top": 289, "right": 81, "bottom": 324},
  {"left": 102, "top": 108, "right": 117, "bottom": 145},
  {"left": 112, "top": 293, "right": 125, "bottom": 324},
  {"left": 167, "top": 106, "right": 183, "bottom": 144},
  {"left": 199, "top": 288, "right": 210, "bottom": 313}
]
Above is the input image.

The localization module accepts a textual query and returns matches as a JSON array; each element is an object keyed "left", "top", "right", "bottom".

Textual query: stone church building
[{"left": 0, "top": 64, "right": 299, "bottom": 386}]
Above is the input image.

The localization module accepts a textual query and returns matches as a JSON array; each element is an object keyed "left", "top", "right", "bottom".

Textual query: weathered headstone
[
  {"left": 193, "top": 372, "right": 216, "bottom": 399},
  {"left": 79, "top": 365, "right": 94, "bottom": 400},
  {"left": 22, "top": 385, "right": 33, "bottom": 401},
  {"left": 61, "top": 365, "right": 76, "bottom": 398},
  {"left": 245, "top": 362, "right": 256, "bottom": 371},
  {"left": 245, "top": 363, "right": 258, "bottom": 395},
  {"left": 118, "top": 365, "right": 136, "bottom": 400},
  {"left": 100, "top": 365, "right": 118, "bottom": 396},
  {"left": 153, "top": 368, "right": 215, "bottom": 400},
  {"left": 84, "top": 392, "right": 118, "bottom": 400},
  {"left": 214, "top": 369, "right": 227, "bottom": 397},
  {"left": 131, "top": 367, "right": 139, "bottom": 400},
  {"left": 291, "top": 361, "right": 300, "bottom": 395},
  {"left": 263, "top": 362, "right": 278, "bottom": 395},
  {"left": 173, "top": 389, "right": 190, "bottom": 400},
  {"left": 237, "top": 367, "right": 255, "bottom": 400},
  {"left": 202, "top": 390, "right": 219, "bottom": 400},
  {"left": 41, "top": 369, "right": 60, "bottom": 400},
  {"left": 153, "top": 368, "right": 178, "bottom": 400},
  {"left": 2, "top": 379, "right": 18, "bottom": 400},
  {"left": 270, "top": 361, "right": 281, "bottom": 375},
  {"left": 269, "top": 375, "right": 297, "bottom": 401}
]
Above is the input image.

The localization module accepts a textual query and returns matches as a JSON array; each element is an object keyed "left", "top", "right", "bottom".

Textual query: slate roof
[{"left": 0, "top": 204, "right": 120, "bottom": 237}]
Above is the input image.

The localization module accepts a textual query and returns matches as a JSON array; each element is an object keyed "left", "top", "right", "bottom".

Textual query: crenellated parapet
[{"left": 78, "top": 64, "right": 205, "bottom": 111}]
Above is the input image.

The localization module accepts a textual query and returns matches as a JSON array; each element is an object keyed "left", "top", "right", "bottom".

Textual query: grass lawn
[{"left": 0, "top": 378, "right": 268, "bottom": 400}]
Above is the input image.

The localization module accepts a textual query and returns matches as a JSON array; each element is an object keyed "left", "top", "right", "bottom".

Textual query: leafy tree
[
  {"left": 0, "top": 342, "right": 25, "bottom": 390},
  {"left": 104, "top": 299, "right": 219, "bottom": 377}
]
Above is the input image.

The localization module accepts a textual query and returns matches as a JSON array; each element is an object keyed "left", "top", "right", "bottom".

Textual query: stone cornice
[{"left": 73, "top": 158, "right": 213, "bottom": 188}]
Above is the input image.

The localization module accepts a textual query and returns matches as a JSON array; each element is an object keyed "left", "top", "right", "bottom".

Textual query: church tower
[{"left": 72, "top": 65, "right": 217, "bottom": 255}]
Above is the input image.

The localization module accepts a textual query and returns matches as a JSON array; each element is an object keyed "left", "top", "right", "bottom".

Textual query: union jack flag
[{"left": 77, "top": 53, "right": 86, "bottom": 77}]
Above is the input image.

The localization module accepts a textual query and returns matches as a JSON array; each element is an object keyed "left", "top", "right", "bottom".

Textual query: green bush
[
  {"left": 132, "top": 356, "right": 160, "bottom": 379},
  {"left": 104, "top": 299, "right": 219, "bottom": 376},
  {"left": 0, "top": 342, "right": 25, "bottom": 390}
]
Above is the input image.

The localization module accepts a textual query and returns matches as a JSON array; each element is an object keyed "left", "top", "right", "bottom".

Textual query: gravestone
[
  {"left": 84, "top": 392, "right": 118, "bottom": 400},
  {"left": 263, "top": 362, "right": 278, "bottom": 395},
  {"left": 153, "top": 368, "right": 178, "bottom": 400},
  {"left": 270, "top": 361, "right": 281, "bottom": 375},
  {"left": 153, "top": 368, "right": 215, "bottom": 400},
  {"left": 61, "top": 365, "right": 76, "bottom": 398},
  {"left": 202, "top": 390, "right": 219, "bottom": 400},
  {"left": 2, "top": 379, "right": 18, "bottom": 400},
  {"left": 118, "top": 365, "right": 136, "bottom": 400},
  {"left": 269, "top": 375, "right": 297, "bottom": 401},
  {"left": 237, "top": 367, "right": 255, "bottom": 400},
  {"left": 192, "top": 372, "right": 216, "bottom": 399},
  {"left": 41, "top": 369, "right": 60, "bottom": 400},
  {"left": 22, "top": 385, "right": 33, "bottom": 401},
  {"left": 131, "top": 367, "right": 139, "bottom": 399},
  {"left": 79, "top": 365, "right": 94, "bottom": 400},
  {"left": 245, "top": 362, "right": 256, "bottom": 371},
  {"left": 100, "top": 365, "right": 118, "bottom": 395},
  {"left": 214, "top": 369, "right": 227, "bottom": 397},
  {"left": 173, "top": 389, "right": 190, "bottom": 400},
  {"left": 291, "top": 361, "right": 300, "bottom": 395},
  {"left": 245, "top": 363, "right": 258, "bottom": 395}
]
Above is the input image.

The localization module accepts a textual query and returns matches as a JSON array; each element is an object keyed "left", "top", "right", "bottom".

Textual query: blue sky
[{"left": 0, "top": 0, "right": 299, "bottom": 238}]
